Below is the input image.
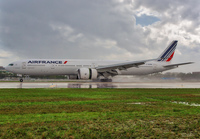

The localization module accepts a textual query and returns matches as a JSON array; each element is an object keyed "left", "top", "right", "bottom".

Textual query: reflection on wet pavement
[{"left": 0, "top": 82, "right": 200, "bottom": 88}]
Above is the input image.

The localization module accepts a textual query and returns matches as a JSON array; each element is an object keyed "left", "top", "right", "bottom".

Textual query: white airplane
[{"left": 5, "top": 40, "right": 193, "bottom": 82}]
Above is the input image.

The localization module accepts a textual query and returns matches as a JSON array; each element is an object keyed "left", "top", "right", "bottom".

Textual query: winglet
[{"left": 157, "top": 40, "right": 178, "bottom": 62}]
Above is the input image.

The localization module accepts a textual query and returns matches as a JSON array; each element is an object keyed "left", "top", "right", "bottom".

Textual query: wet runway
[{"left": 0, "top": 82, "right": 200, "bottom": 88}]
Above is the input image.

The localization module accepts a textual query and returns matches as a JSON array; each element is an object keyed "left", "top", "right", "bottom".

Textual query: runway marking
[{"left": 49, "top": 84, "right": 57, "bottom": 88}]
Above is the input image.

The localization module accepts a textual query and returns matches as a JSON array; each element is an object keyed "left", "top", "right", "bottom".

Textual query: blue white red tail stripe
[{"left": 157, "top": 40, "right": 178, "bottom": 62}]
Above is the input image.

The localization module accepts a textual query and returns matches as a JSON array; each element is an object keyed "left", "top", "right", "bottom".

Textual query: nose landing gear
[{"left": 20, "top": 78, "right": 23, "bottom": 82}]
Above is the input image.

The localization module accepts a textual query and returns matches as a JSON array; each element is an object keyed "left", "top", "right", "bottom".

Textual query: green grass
[{"left": 0, "top": 88, "right": 200, "bottom": 138}]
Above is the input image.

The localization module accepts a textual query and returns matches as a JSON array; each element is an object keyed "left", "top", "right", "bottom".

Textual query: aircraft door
[{"left": 22, "top": 62, "right": 26, "bottom": 69}]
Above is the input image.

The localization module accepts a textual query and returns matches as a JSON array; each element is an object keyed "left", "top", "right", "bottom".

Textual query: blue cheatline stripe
[
  {"left": 161, "top": 46, "right": 176, "bottom": 61},
  {"left": 160, "top": 41, "right": 177, "bottom": 59}
]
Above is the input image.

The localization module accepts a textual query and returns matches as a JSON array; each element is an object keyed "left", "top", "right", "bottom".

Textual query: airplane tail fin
[{"left": 157, "top": 40, "right": 178, "bottom": 63}]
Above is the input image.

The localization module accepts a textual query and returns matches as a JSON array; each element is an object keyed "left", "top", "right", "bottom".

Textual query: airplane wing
[
  {"left": 96, "top": 59, "right": 156, "bottom": 73},
  {"left": 163, "top": 62, "right": 194, "bottom": 68}
]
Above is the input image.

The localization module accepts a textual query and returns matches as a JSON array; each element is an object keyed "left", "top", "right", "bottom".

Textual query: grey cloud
[{"left": 0, "top": 0, "right": 145, "bottom": 59}]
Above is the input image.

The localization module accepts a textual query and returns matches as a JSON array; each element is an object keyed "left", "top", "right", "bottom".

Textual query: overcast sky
[{"left": 0, "top": 0, "right": 199, "bottom": 72}]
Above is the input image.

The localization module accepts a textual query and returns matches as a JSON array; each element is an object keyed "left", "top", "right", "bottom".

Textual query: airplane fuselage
[
  {"left": 5, "top": 41, "right": 193, "bottom": 82},
  {"left": 5, "top": 59, "right": 173, "bottom": 76}
]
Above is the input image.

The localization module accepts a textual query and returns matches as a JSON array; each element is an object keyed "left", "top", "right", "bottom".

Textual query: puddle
[
  {"left": 127, "top": 102, "right": 145, "bottom": 105},
  {"left": 171, "top": 101, "right": 200, "bottom": 107}
]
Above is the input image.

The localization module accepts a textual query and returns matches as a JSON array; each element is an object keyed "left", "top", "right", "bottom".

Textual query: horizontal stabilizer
[{"left": 164, "top": 62, "right": 194, "bottom": 68}]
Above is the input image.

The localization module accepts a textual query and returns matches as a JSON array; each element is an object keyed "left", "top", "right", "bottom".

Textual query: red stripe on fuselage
[{"left": 64, "top": 61, "right": 68, "bottom": 64}]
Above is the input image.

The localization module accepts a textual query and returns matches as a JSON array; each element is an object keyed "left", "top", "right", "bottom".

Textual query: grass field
[{"left": 0, "top": 88, "right": 200, "bottom": 138}]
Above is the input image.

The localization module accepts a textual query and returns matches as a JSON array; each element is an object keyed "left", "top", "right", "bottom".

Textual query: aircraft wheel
[{"left": 20, "top": 79, "right": 23, "bottom": 82}]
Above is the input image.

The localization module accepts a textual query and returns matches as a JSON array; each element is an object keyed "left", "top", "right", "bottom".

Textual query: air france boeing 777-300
[{"left": 5, "top": 40, "right": 193, "bottom": 82}]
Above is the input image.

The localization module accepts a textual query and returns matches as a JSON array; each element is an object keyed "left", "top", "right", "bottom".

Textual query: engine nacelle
[{"left": 78, "top": 68, "right": 98, "bottom": 79}]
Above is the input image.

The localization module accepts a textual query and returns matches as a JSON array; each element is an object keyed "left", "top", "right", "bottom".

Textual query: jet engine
[{"left": 78, "top": 68, "right": 98, "bottom": 79}]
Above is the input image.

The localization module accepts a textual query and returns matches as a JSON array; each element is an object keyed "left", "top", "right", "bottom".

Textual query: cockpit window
[{"left": 8, "top": 63, "right": 14, "bottom": 66}]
